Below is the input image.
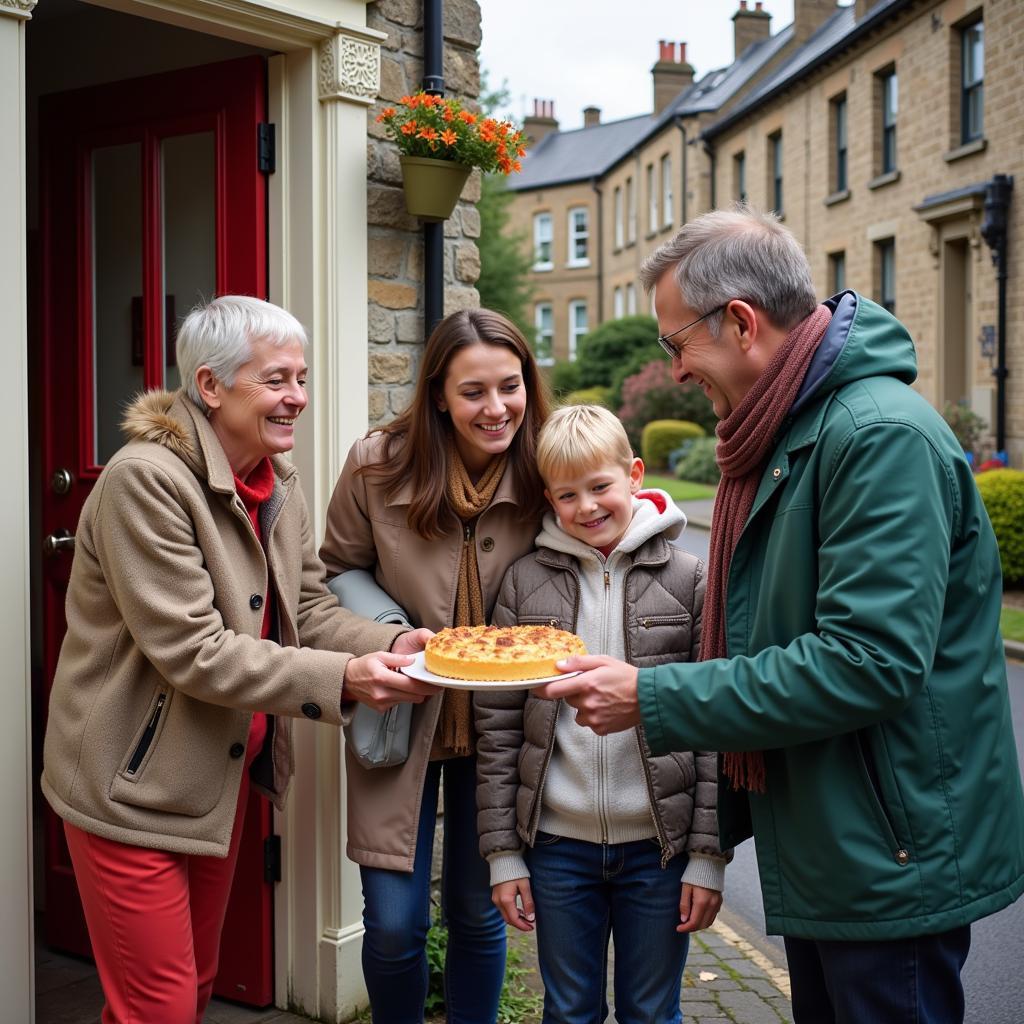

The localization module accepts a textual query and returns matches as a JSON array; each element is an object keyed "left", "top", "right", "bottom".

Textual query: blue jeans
[
  {"left": 359, "top": 756, "right": 506, "bottom": 1024},
  {"left": 784, "top": 925, "right": 971, "bottom": 1024},
  {"left": 528, "top": 832, "right": 689, "bottom": 1024}
]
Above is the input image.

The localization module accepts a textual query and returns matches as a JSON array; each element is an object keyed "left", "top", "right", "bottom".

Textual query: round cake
[{"left": 424, "top": 625, "right": 586, "bottom": 681}]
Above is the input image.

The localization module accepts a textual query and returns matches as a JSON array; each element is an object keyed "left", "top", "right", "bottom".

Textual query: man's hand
[
  {"left": 342, "top": 650, "right": 438, "bottom": 712},
  {"left": 533, "top": 655, "right": 641, "bottom": 735},
  {"left": 391, "top": 627, "right": 434, "bottom": 656},
  {"left": 677, "top": 883, "right": 723, "bottom": 933},
  {"left": 492, "top": 878, "right": 536, "bottom": 932}
]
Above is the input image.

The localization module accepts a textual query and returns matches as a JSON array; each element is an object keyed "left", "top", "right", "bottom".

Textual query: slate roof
[
  {"left": 703, "top": 0, "right": 913, "bottom": 139},
  {"left": 507, "top": 19, "right": 793, "bottom": 193}
]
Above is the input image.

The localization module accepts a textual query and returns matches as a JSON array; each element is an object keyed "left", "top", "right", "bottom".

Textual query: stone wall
[{"left": 365, "top": 0, "right": 483, "bottom": 426}]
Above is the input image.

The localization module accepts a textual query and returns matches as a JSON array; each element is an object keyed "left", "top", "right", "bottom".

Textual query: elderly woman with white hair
[{"left": 41, "top": 295, "right": 436, "bottom": 1024}]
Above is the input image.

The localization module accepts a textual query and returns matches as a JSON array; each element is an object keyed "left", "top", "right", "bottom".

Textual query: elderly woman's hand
[
  {"left": 392, "top": 628, "right": 434, "bottom": 656},
  {"left": 342, "top": 651, "right": 439, "bottom": 712}
]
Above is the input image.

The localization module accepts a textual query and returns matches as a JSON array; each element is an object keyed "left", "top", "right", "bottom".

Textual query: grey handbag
[{"left": 327, "top": 569, "right": 414, "bottom": 769}]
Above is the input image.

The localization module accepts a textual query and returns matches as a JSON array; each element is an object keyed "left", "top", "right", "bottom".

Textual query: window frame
[
  {"left": 960, "top": 18, "right": 984, "bottom": 144},
  {"left": 567, "top": 206, "right": 590, "bottom": 268},
  {"left": 626, "top": 175, "right": 636, "bottom": 245},
  {"left": 769, "top": 131, "right": 783, "bottom": 215},
  {"left": 533, "top": 301, "right": 554, "bottom": 365},
  {"left": 831, "top": 93, "right": 848, "bottom": 193},
  {"left": 828, "top": 251, "right": 846, "bottom": 295},
  {"left": 875, "top": 239, "right": 896, "bottom": 314},
  {"left": 661, "top": 154, "right": 673, "bottom": 227},
  {"left": 646, "top": 163, "right": 657, "bottom": 234},
  {"left": 613, "top": 286, "right": 624, "bottom": 319},
  {"left": 734, "top": 150, "right": 747, "bottom": 203},
  {"left": 880, "top": 69, "right": 898, "bottom": 174},
  {"left": 613, "top": 186, "right": 624, "bottom": 249},
  {"left": 532, "top": 212, "right": 553, "bottom": 271},
  {"left": 567, "top": 300, "right": 588, "bottom": 362}
]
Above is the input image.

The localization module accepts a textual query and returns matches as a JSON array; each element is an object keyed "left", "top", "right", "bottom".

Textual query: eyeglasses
[{"left": 656, "top": 304, "right": 727, "bottom": 359}]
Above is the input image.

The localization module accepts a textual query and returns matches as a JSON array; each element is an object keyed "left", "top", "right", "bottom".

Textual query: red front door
[{"left": 37, "top": 56, "right": 274, "bottom": 1007}]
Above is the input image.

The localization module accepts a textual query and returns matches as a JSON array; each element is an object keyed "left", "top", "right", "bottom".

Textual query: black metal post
[
  {"left": 423, "top": 0, "right": 445, "bottom": 337},
  {"left": 981, "top": 174, "right": 1013, "bottom": 454}
]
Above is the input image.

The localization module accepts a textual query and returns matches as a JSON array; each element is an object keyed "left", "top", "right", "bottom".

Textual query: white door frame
[{"left": 3, "top": 0, "right": 383, "bottom": 1017}]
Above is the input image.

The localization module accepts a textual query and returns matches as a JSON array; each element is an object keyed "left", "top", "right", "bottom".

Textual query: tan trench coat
[
  {"left": 41, "top": 391, "right": 404, "bottom": 858},
  {"left": 320, "top": 434, "right": 539, "bottom": 871}
]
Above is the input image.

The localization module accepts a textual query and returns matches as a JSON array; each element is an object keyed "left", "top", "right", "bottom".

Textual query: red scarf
[
  {"left": 234, "top": 457, "right": 276, "bottom": 759},
  {"left": 704, "top": 305, "right": 832, "bottom": 792}
]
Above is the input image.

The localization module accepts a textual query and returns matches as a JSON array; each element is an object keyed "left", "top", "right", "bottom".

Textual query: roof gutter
[{"left": 702, "top": 0, "right": 915, "bottom": 142}]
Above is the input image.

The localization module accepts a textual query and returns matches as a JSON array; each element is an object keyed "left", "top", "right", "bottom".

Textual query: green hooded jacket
[{"left": 638, "top": 292, "right": 1024, "bottom": 940}]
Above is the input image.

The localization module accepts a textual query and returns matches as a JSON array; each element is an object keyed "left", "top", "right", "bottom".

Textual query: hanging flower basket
[{"left": 399, "top": 155, "right": 472, "bottom": 222}]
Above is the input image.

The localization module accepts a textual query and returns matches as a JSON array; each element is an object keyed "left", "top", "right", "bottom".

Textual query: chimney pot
[
  {"left": 740, "top": 0, "right": 748, "bottom": 8},
  {"left": 755, "top": 1, "right": 762, "bottom": 9},
  {"left": 679, "top": 42, "right": 687, "bottom": 63},
  {"left": 583, "top": 105, "right": 601, "bottom": 127}
]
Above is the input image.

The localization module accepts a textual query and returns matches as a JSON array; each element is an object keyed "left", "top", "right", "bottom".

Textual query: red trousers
[{"left": 64, "top": 714, "right": 266, "bottom": 1024}]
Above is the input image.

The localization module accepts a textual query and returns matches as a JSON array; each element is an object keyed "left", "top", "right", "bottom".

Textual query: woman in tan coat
[
  {"left": 41, "top": 296, "right": 435, "bottom": 1024},
  {"left": 320, "top": 308, "right": 551, "bottom": 1024}
]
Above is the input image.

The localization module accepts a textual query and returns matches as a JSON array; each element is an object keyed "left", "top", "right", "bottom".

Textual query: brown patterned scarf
[
  {"left": 705, "top": 304, "right": 832, "bottom": 792},
  {"left": 434, "top": 434, "right": 508, "bottom": 757}
]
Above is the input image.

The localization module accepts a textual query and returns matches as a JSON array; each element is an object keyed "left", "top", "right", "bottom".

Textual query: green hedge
[
  {"left": 560, "top": 386, "right": 614, "bottom": 409},
  {"left": 641, "top": 420, "right": 705, "bottom": 471},
  {"left": 674, "top": 437, "right": 721, "bottom": 485},
  {"left": 976, "top": 468, "right": 1024, "bottom": 585}
]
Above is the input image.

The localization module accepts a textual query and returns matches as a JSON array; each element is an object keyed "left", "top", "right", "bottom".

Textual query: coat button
[
  {"left": 229, "top": 742, "right": 245, "bottom": 759},
  {"left": 481, "top": 537, "right": 495, "bottom": 552},
  {"left": 301, "top": 702, "right": 322, "bottom": 720},
  {"left": 772, "top": 467, "right": 781, "bottom": 479},
  {"left": 895, "top": 848, "right": 910, "bottom": 865},
  {"left": 250, "top": 593, "right": 264, "bottom": 610}
]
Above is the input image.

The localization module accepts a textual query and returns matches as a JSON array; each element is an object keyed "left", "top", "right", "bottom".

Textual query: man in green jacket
[{"left": 539, "top": 207, "right": 1024, "bottom": 1023}]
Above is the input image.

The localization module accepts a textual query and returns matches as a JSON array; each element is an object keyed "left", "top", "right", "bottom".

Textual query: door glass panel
[
  {"left": 162, "top": 131, "right": 216, "bottom": 392},
  {"left": 92, "top": 142, "right": 143, "bottom": 465}
]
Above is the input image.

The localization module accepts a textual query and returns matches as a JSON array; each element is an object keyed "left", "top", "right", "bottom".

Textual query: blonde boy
[{"left": 475, "top": 405, "right": 728, "bottom": 1024}]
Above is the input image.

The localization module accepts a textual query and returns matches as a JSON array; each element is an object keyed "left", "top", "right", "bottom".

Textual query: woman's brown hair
[{"left": 360, "top": 308, "right": 552, "bottom": 540}]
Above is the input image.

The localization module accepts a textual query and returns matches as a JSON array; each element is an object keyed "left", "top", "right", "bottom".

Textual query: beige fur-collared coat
[{"left": 41, "top": 390, "right": 404, "bottom": 857}]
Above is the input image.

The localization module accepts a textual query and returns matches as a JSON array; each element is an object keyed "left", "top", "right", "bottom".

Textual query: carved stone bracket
[
  {"left": 0, "top": 0, "right": 38, "bottom": 21},
  {"left": 319, "top": 30, "right": 381, "bottom": 106}
]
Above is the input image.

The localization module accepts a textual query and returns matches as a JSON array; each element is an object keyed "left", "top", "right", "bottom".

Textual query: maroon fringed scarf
[{"left": 704, "top": 305, "right": 832, "bottom": 792}]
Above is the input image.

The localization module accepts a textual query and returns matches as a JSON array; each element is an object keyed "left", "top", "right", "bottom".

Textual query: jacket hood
[
  {"left": 537, "top": 488, "right": 686, "bottom": 563},
  {"left": 791, "top": 292, "right": 918, "bottom": 416}
]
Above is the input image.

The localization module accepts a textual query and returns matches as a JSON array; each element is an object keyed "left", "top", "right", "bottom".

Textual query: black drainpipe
[
  {"left": 981, "top": 174, "right": 1013, "bottom": 455},
  {"left": 423, "top": 0, "right": 444, "bottom": 336}
]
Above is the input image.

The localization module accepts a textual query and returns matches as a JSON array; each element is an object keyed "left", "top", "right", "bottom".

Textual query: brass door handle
[{"left": 43, "top": 529, "right": 76, "bottom": 556}]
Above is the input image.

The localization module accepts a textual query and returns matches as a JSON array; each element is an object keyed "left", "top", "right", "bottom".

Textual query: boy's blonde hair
[{"left": 537, "top": 404, "right": 634, "bottom": 484}]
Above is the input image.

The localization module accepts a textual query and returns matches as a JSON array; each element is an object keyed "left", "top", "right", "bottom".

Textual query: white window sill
[
  {"left": 567, "top": 259, "right": 591, "bottom": 269},
  {"left": 532, "top": 262, "right": 554, "bottom": 273}
]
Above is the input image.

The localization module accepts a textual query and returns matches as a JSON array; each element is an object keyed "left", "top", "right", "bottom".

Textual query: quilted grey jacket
[{"left": 475, "top": 496, "right": 727, "bottom": 878}]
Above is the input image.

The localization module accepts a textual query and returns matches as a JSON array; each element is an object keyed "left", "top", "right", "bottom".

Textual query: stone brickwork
[{"left": 365, "top": 0, "right": 482, "bottom": 426}]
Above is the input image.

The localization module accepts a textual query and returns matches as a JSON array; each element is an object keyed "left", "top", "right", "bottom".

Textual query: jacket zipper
[
  {"left": 126, "top": 693, "right": 166, "bottom": 775},
  {"left": 597, "top": 566, "right": 613, "bottom": 844}
]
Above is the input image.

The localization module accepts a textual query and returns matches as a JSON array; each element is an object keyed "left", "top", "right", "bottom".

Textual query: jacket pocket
[
  {"left": 110, "top": 692, "right": 229, "bottom": 818},
  {"left": 123, "top": 690, "right": 168, "bottom": 777},
  {"left": 516, "top": 614, "right": 565, "bottom": 629},
  {"left": 855, "top": 731, "right": 904, "bottom": 855}
]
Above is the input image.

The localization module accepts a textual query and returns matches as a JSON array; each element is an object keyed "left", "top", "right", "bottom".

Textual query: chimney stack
[
  {"left": 523, "top": 99, "right": 559, "bottom": 147},
  {"left": 651, "top": 40, "right": 695, "bottom": 115},
  {"left": 733, "top": 1, "right": 772, "bottom": 60},
  {"left": 793, "top": 0, "right": 838, "bottom": 45},
  {"left": 583, "top": 106, "right": 601, "bottom": 128}
]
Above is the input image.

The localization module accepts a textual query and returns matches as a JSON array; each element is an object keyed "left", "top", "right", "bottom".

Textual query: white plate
[{"left": 400, "top": 651, "right": 581, "bottom": 691}]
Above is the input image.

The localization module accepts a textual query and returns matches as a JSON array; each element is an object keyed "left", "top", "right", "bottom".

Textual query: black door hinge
[
  {"left": 264, "top": 834, "right": 282, "bottom": 883},
  {"left": 257, "top": 123, "right": 276, "bottom": 175}
]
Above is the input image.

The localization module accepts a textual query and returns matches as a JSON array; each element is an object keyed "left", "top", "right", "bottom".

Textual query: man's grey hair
[
  {"left": 176, "top": 296, "right": 308, "bottom": 409},
  {"left": 639, "top": 206, "right": 818, "bottom": 335}
]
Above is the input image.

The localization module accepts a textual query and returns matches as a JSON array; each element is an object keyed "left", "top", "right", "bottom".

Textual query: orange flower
[
  {"left": 512, "top": 160, "right": 522, "bottom": 173},
  {"left": 442, "top": 105, "right": 455, "bottom": 122},
  {"left": 516, "top": 145, "right": 527, "bottom": 158},
  {"left": 459, "top": 111, "right": 477, "bottom": 125},
  {"left": 400, "top": 94, "right": 420, "bottom": 108},
  {"left": 417, "top": 126, "right": 438, "bottom": 141},
  {"left": 497, "top": 156, "right": 512, "bottom": 174},
  {"left": 375, "top": 106, "right": 396, "bottom": 123},
  {"left": 401, "top": 120, "right": 419, "bottom": 135},
  {"left": 440, "top": 128, "right": 458, "bottom": 146}
]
